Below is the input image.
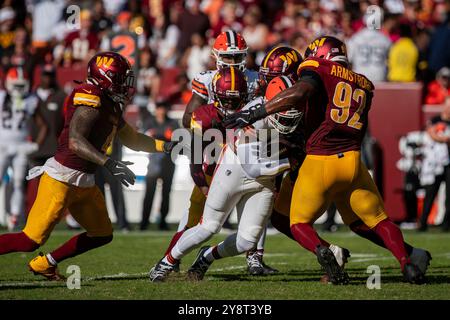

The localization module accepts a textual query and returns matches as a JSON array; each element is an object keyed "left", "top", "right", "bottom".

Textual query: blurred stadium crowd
[{"left": 1, "top": 0, "right": 450, "bottom": 231}]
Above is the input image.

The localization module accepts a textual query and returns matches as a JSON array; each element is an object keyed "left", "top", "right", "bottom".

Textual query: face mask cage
[
  {"left": 6, "top": 79, "right": 30, "bottom": 96},
  {"left": 109, "top": 69, "right": 135, "bottom": 106},
  {"left": 267, "top": 109, "right": 303, "bottom": 134},
  {"left": 214, "top": 91, "right": 246, "bottom": 117},
  {"left": 214, "top": 50, "right": 247, "bottom": 71}
]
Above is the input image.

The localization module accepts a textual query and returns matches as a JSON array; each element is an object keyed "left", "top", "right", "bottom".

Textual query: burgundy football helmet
[
  {"left": 212, "top": 66, "right": 248, "bottom": 116},
  {"left": 259, "top": 46, "right": 303, "bottom": 91},
  {"left": 87, "top": 51, "right": 135, "bottom": 106},
  {"left": 306, "top": 36, "right": 348, "bottom": 66}
]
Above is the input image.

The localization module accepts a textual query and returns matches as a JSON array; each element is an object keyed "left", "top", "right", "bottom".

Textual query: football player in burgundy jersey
[
  {"left": 0, "top": 52, "right": 174, "bottom": 280},
  {"left": 225, "top": 36, "right": 429, "bottom": 285}
]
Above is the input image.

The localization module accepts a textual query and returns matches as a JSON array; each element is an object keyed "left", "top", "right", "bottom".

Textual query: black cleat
[
  {"left": 187, "top": 246, "right": 212, "bottom": 281},
  {"left": 246, "top": 251, "right": 278, "bottom": 275},
  {"left": 149, "top": 258, "right": 175, "bottom": 282},
  {"left": 402, "top": 263, "right": 426, "bottom": 284},
  {"left": 315, "top": 245, "right": 349, "bottom": 285}
]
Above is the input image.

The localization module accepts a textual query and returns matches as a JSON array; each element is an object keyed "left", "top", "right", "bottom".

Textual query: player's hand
[
  {"left": 104, "top": 159, "right": 136, "bottom": 187},
  {"left": 223, "top": 110, "right": 255, "bottom": 129},
  {"left": 223, "top": 107, "right": 268, "bottom": 129}
]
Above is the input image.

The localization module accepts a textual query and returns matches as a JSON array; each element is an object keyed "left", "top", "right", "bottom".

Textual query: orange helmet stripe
[{"left": 230, "top": 66, "right": 235, "bottom": 91}]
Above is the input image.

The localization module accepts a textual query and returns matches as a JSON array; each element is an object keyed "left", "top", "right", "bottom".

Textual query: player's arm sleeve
[{"left": 118, "top": 122, "right": 165, "bottom": 153}]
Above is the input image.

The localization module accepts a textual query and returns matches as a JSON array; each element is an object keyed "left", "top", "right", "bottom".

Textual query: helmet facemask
[
  {"left": 103, "top": 69, "right": 135, "bottom": 107},
  {"left": 6, "top": 79, "right": 30, "bottom": 97},
  {"left": 214, "top": 90, "right": 246, "bottom": 117},
  {"left": 213, "top": 50, "right": 247, "bottom": 72},
  {"left": 267, "top": 108, "right": 303, "bottom": 135}
]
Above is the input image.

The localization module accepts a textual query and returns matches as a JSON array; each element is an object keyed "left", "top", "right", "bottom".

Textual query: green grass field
[{"left": 1, "top": 228, "right": 449, "bottom": 300}]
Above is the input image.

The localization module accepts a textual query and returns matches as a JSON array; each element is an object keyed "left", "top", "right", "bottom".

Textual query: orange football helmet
[
  {"left": 265, "top": 76, "right": 302, "bottom": 134},
  {"left": 212, "top": 30, "right": 248, "bottom": 71},
  {"left": 5, "top": 67, "right": 30, "bottom": 97}
]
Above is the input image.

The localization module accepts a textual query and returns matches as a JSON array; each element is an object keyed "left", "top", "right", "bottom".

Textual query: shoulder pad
[
  {"left": 297, "top": 57, "right": 321, "bottom": 75},
  {"left": 72, "top": 83, "right": 102, "bottom": 108}
]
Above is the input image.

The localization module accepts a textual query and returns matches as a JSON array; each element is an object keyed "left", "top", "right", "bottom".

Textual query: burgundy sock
[
  {"left": 166, "top": 253, "right": 178, "bottom": 264},
  {"left": 318, "top": 236, "right": 330, "bottom": 247},
  {"left": 372, "top": 219, "right": 410, "bottom": 269},
  {"left": 50, "top": 232, "right": 113, "bottom": 263},
  {"left": 0, "top": 232, "right": 39, "bottom": 254},
  {"left": 164, "top": 229, "right": 186, "bottom": 256},
  {"left": 290, "top": 223, "right": 322, "bottom": 254},
  {"left": 271, "top": 210, "right": 294, "bottom": 240},
  {"left": 350, "top": 220, "right": 414, "bottom": 255}
]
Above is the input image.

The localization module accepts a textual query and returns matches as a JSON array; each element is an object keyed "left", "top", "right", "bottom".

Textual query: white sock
[{"left": 46, "top": 253, "right": 57, "bottom": 266}]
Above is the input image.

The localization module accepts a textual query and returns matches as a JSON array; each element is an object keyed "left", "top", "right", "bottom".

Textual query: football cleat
[
  {"left": 28, "top": 253, "right": 65, "bottom": 281},
  {"left": 321, "top": 245, "right": 351, "bottom": 283},
  {"left": 149, "top": 258, "right": 175, "bottom": 282},
  {"left": 315, "top": 245, "right": 349, "bottom": 285},
  {"left": 172, "top": 260, "right": 180, "bottom": 273},
  {"left": 410, "top": 248, "right": 432, "bottom": 275},
  {"left": 187, "top": 246, "right": 212, "bottom": 281},
  {"left": 402, "top": 263, "right": 426, "bottom": 284},
  {"left": 329, "top": 244, "right": 351, "bottom": 268},
  {"left": 246, "top": 251, "right": 279, "bottom": 275}
]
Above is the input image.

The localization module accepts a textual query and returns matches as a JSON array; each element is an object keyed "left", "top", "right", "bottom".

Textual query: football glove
[
  {"left": 104, "top": 159, "right": 136, "bottom": 187},
  {"left": 223, "top": 107, "right": 268, "bottom": 129}
]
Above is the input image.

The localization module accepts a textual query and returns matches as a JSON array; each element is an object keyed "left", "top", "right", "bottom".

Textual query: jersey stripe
[
  {"left": 73, "top": 93, "right": 101, "bottom": 107},
  {"left": 192, "top": 79, "right": 207, "bottom": 89},
  {"left": 279, "top": 75, "right": 293, "bottom": 88},
  {"left": 297, "top": 59, "right": 320, "bottom": 76},
  {"left": 192, "top": 83, "right": 208, "bottom": 95}
]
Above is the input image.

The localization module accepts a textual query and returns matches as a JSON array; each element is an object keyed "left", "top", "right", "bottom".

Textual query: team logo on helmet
[
  {"left": 87, "top": 51, "right": 135, "bottom": 108},
  {"left": 307, "top": 36, "right": 348, "bottom": 66},
  {"left": 259, "top": 46, "right": 303, "bottom": 93}
]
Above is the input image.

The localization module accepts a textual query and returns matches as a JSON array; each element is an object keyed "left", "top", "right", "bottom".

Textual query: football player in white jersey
[
  {"left": 0, "top": 67, "right": 48, "bottom": 230},
  {"left": 149, "top": 76, "right": 302, "bottom": 282},
  {"left": 182, "top": 30, "right": 259, "bottom": 128},
  {"left": 163, "top": 30, "right": 274, "bottom": 275}
]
